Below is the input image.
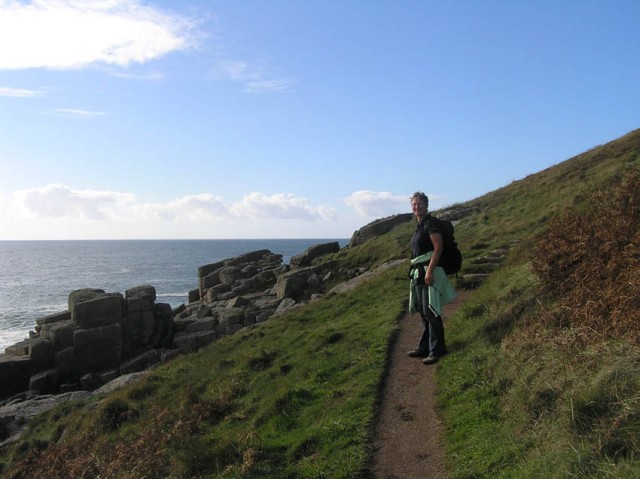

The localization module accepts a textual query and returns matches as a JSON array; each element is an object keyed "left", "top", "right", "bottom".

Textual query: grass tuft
[{"left": 97, "top": 397, "right": 138, "bottom": 432}]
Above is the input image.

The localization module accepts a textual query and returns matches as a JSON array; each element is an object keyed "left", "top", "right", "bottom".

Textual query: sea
[{"left": 0, "top": 239, "right": 349, "bottom": 352}]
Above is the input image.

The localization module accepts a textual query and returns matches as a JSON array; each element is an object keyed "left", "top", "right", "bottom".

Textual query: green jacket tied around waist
[{"left": 408, "top": 252, "right": 457, "bottom": 315}]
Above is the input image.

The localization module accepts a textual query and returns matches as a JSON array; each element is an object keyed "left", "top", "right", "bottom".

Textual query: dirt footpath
[{"left": 371, "top": 291, "right": 469, "bottom": 479}]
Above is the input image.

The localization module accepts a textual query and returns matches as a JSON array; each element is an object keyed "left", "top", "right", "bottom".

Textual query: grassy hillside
[
  {"left": 1, "top": 266, "right": 410, "bottom": 479},
  {"left": 1, "top": 128, "right": 639, "bottom": 478},
  {"left": 438, "top": 131, "right": 640, "bottom": 478},
  {"left": 455, "top": 128, "right": 640, "bottom": 263}
]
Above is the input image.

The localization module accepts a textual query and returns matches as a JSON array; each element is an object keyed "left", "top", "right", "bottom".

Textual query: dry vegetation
[
  {"left": 532, "top": 169, "right": 640, "bottom": 344},
  {"left": 438, "top": 162, "right": 640, "bottom": 477},
  {"left": 493, "top": 170, "right": 640, "bottom": 474},
  {"left": 9, "top": 393, "right": 238, "bottom": 479}
]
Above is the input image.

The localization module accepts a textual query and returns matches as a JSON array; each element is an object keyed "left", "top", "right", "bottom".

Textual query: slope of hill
[
  {"left": 455, "top": 128, "right": 640, "bottom": 263},
  {"left": 1, "top": 128, "right": 639, "bottom": 478},
  {"left": 438, "top": 130, "right": 640, "bottom": 478}
]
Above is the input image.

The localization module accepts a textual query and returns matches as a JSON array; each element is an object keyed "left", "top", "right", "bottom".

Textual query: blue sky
[{"left": 0, "top": 0, "right": 638, "bottom": 240}]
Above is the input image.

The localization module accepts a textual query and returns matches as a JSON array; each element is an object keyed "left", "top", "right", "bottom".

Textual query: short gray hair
[{"left": 410, "top": 191, "right": 429, "bottom": 209}]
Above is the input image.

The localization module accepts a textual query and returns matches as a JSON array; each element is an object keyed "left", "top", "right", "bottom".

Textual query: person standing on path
[{"left": 407, "top": 192, "right": 456, "bottom": 365}]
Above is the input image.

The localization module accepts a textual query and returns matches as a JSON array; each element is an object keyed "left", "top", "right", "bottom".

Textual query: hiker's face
[{"left": 411, "top": 198, "right": 427, "bottom": 219}]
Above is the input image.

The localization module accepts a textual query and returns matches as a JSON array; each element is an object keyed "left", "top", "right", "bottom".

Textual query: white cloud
[
  {"left": 16, "top": 184, "right": 134, "bottom": 220},
  {"left": 0, "top": 185, "right": 363, "bottom": 239},
  {"left": 212, "top": 60, "right": 253, "bottom": 81},
  {"left": 51, "top": 108, "right": 106, "bottom": 118},
  {"left": 0, "top": 86, "right": 42, "bottom": 97},
  {"left": 0, "top": 0, "right": 197, "bottom": 70},
  {"left": 211, "top": 59, "right": 296, "bottom": 93},
  {"left": 124, "top": 194, "right": 229, "bottom": 222},
  {"left": 344, "top": 191, "right": 409, "bottom": 218},
  {"left": 230, "top": 192, "right": 334, "bottom": 220},
  {"left": 1, "top": 185, "right": 334, "bottom": 229},
  {"left": 245, "top": 78, "right": 296, "bottom": 94},
  {"left": 111, "top": 70, "right": 165, "bottom": 81}
]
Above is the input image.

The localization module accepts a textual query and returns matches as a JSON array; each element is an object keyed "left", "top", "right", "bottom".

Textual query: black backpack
[{"left": 426, "top": 216, "right": 462, "bottom": 275}]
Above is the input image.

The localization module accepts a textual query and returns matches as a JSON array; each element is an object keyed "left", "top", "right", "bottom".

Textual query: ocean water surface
[{"left": 0, "top": 239, "right": 348, "bottom": 352}]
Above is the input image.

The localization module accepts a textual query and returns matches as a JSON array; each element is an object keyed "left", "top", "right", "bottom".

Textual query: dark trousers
[{"left": 415, "top": 285, "right": 447, "bottom": 357}]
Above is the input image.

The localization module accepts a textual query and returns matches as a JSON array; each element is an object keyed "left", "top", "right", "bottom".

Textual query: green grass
[
  {"left": 436, "top": 130, "right": 640, "bottom": 478},
  {"left": 2, "top": 266, "right": 409, "bottom": 479},
  {"left": 438, "top": 263, "right": 537, "bottom": 477},
  {"left": 440, "top": 260, "right": 640, "bottom": 478},
  {"left": 437, "top": 155, "right": 640, "bottom": 477},
  {"left": 456, "top": 129, "right": 640, "bottom": 264}
]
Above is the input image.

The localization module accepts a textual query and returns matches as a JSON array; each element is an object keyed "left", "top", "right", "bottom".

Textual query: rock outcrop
[
  {"left": 0, "top": 372, "right": 148, "bottom": 448},
  {"left": 437, "top": 205, "right": 479, "bottom": 222},
  {"left": 349, "top": 213, "right": 412, "bottom": 246},
  {"left": 0, "top": 286, "right": 173, "bottom": 401},
  {"left": 290, "top": 242, "right": 341, "bottom": 268},
  {"left": 0, "top": 243, "right": 346, "bottom": 404},
  {"left": 172, "top": 246, "right": 347, "bottom": 352}
]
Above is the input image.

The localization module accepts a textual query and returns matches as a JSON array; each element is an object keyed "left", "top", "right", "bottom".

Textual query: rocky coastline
[
  {"left": 0, "top": 238, "right": 362, "bottom": 446},
  {"left": 1, "top": 210, "right": 492, "bottom": 449},
  {"left": 0, "top": 241, "right": 349, "bottom": 401}
]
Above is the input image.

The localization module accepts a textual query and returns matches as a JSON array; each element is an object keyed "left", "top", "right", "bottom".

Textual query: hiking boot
[
  {"left": 407, "top": 349, "right": 428, "bottom": 358},
  {"left": 422, "top": 355, "right": 439, "bottom": 365}
]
